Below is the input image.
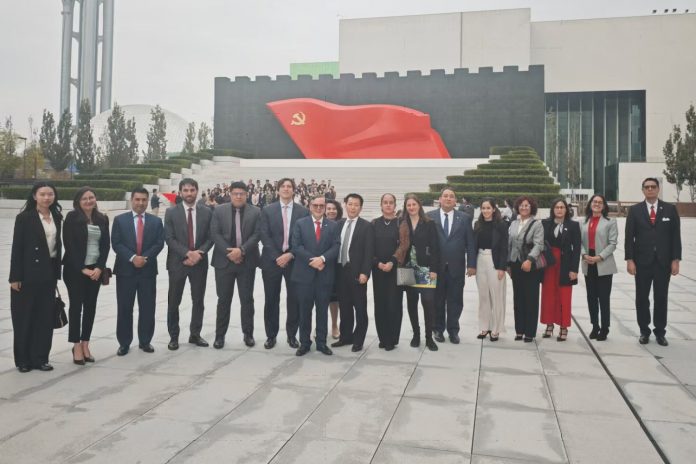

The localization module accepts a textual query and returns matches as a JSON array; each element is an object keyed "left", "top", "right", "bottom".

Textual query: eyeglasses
[
  {"left": 310, "top": 204, "right": 325, "bottom": 208},
  {"left": 643, "top": 185, "right": 658, "bottom": 190},
  {"left": 231, "top": 192, "right": 246, "bottom": 197},
  {"left": 591, "top": 200, "right": 604, "bottom": 205}
]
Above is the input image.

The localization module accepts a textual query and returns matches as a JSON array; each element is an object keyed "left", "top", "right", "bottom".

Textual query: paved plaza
[{"left": 0, "top": 216, "right": 695, "bottom": 463}]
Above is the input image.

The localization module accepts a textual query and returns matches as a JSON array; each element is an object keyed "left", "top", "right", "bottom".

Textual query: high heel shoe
[
  {"left": 477, "top": 330, "right": 491, "bottom": 339},
  {"left": 72, "top": 347, "right": 85, "bottom": 366},
  {"left": 557, "top": 328, "right": 568, "bottom": 342},
  {"left": 489, "top": 333, "right": 499, "bottom": 342},
  {"left": 542, "top": 325, "right": 554, "bottom": 338}
]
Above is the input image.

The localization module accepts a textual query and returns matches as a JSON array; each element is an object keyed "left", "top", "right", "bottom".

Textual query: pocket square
[{"left": 662, "top": 217, "right": 670, "bottom": 222}]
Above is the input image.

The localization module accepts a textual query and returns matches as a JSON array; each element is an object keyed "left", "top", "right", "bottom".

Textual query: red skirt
[{"left": 540, "top": 247, "right": 572, "bottom": 327}]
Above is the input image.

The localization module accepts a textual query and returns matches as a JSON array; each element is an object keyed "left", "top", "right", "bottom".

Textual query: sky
[{"left": 1, "top": 0, "right": 695, "bottom": 139}]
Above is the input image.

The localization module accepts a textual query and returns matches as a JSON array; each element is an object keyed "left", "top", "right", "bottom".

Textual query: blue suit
[
  {"left": 111, "top": 211, "right": 165, "bottom": 348},
  {"left": 290, "top": 215, "right": 340, "bottom": 349}
]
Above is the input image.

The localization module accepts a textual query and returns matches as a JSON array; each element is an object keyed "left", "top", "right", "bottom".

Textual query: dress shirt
[
  {"left": 340, "top": 217, "right": 358, "bottom": 263},
  {"left": 39, "top": 211, "right": 58, "bottom": 258},
  {"left": 280, "top": 200, "right": 293, "bottom": 252},
  {"left": 130, "top": 211, "right": 145, "bottom": 261},
  {"left": 440, "top": 209, "right": 453, "bottom": 236},
  {"left": 183, "top": 202, "right": 197, "bottom": 246},
  {"left": 645, "top": 199, "right": 658, "bottom": 216}
]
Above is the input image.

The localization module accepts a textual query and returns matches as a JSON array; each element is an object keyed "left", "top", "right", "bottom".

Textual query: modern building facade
[{"left": 339, "top": 9, "right": 696, "bottom": 201}]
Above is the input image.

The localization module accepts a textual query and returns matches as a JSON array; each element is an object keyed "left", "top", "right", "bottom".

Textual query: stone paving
[{"left": 0, "top": 216, "right": 694, "bottom": 463}]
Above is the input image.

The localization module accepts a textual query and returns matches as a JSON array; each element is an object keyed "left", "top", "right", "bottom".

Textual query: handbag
[
  {"left": 522, "top": 220, "right": 557, "bottom": 270},
  {"left": 54, "top": 287, "right": 68, "bottom": 329},
  {"left": 396, "top": 266, "right": 416, "bottom": 286},
  {"left": 101, "top": 267, "right": 113, "bottom": 286}
]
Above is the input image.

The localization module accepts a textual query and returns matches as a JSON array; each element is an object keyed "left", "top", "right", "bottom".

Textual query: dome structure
[{"left": 91, "top": 104, "right": 189, "bottom": 158}]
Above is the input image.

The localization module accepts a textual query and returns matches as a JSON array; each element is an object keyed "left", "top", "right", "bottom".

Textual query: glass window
[
  {"left": 618, "top": 95, "right": 630, "bottom": 162},
  {"left": 593, "top": 94, "right": 605, "bottom": 194},
  {"left": 557, "top": 95, "right": 568, "bottom": 186},
  {"left": 568, "top": 96, "right": 582, "bottom": 190},
  {"left": 630, "top": 92, "right": 645, "bottom": 161},
  {"left": 581, "top": 95, "right": 593, "bottom": 189},
  {"left": 605, "top": 96, "right": 618, "bottom": 166}
]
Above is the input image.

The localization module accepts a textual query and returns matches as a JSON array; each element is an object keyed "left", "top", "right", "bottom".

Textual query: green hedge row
[
  {"left": 499, "top": 153, "right": 540, "bottom": 161},
  {"left": 149, "top": 158, "right": 192, "bottom": 168},
  {"left": 75, "top": 173, "right": 160, "bottom": 184},
  {"left": 488, "top": 159, "right": 544, "bottom": 166},
  {"left": 0, "top": 186, "right": 127, "bottom": 201},
  {"left": 202, "top": 148, "right": 255, "bottom": 158},
  {"left": 446, "top": 175, "right": 554, "bottom": 184},
  {"left": 100, "top": 167, "right": 172, "bottom": 178},
  {"left": 413, "top": 192, "right": 560, "bottom": 207},
  {"left": 489, "top": 146, "right": 535, "bottom": 156},
  {"left": 430, "top": 183, "right": 560, "bottom": 194},
  {"left": 476, "top": 165, "right": 547, "bottom": 172},
  {"left": 465, "top": 168, "right": 549, "bottom": 176},
  {"left": 45, "top": 180, "right": 142, "bottom": 191},
  {"left": 113, "top": 164, "right": 184, "bottom": 173}
]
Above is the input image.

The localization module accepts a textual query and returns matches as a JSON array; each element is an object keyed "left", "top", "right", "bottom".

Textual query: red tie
[
  {"left": 136, "top": 214, "right": 144, "bottom": 255},
  {"left": 315, "top": 220, "right": 321, "bottom": 242},
  {"left": 650, "top": 205, "right": 656, "bottom": 225},
  {"left": 187, "top": 208, "right": 194, "bottom": 250}
]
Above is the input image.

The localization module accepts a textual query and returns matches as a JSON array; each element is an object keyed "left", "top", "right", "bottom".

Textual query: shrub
[
  {"left": 430, "top": 183, "right": 560, "bottom": 194},
  {"left": 489, "top": 146, "right": 535, "bottom": 156},
  {"left": 45, "top": 180, "right": 143, "bottom": 190},
  {"left": 446, "top": 175, "right": 554, "bottom": 184},
  {"left": 488, "top": 158, "right": 544, "bottom": 165},
  {"left": 465, "top": 168, "right": 548, "bottom": 176},
  {"left": 414, "top": 191, "right": 559, "bottom": 207},
  {"left": 76, "top": 173, "right": 160, "bottom": 184},
  {"left": 101, "top": 167, "right": 172, "bottom": 178},
  {"left": 0, "top": 186, "right": 126, "bottom": 201},
  {"left": 476, "top": 163, "right": 546, "bottom": 171}
]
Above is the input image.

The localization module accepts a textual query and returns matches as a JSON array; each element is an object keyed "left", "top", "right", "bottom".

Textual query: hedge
[
  {"left": 430, "top": 183, "right": 560, "bottom": 194},
  {"left": 498, "top": 155, "right": 541, "bottom": 162},
  {"left": 0, "top": 186, "right": 127, "bottom": 201},
  {"left": 488, "top": 158, "right": 544, "bottom": 165},
  {"left": 476, "top": 163, "right": 547, "bottom": 170},
  {"left": 446, "top": 175, "right": 554, "bottom": 184},
  {"left": 202, "top": 148, "right": 255, "bottom": 158},
  {"left": 150, "top": 158, "right": 192, "bottom": 168},
  {"left": 413, "top": 192, "right": 560, "bottom": 207},
  {"left": 112, "top": 164, "right": 184, "bottom": 173},
  {"left": 44, "top": 180, "right": 143, "bottom": 191},
  {"left": 76, "top": 173, "right": 160, "bottom": 184},
  {"left": 100, "top": 168, "right": 172, "bottom": 178},
  {"left": 465, "top": 168, "right": 549, "bottom": 176},
  {"left": 489, "top": 146, "right": 535, "bottom": 156}
]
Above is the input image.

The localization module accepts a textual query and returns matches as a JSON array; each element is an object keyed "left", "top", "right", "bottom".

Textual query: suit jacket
[
  {"left": 402, "top": 218, "right": 440, "bottom": 273},
  {"left": 164, "top": 203, "right": 213, "bottom": 275},
  {"left": 580, "top": 216, "right": 618, "bottom": 276},
  {"left": 259, "top": 201, "right": 309, "bottom": 270},
  {"left": 473, "top": 220, "right": 509, "bottom": 270},
  {"left": 62, "top": 210, "right": 110, "bottom": 273},
  {"left": 337, "top": 217, "right": 374, "bottom": 279},
  {"left": 542, "top": 218, "right": 581, "bottom": 286},
  {"left": 9, "top": 209, "right": 62, "bottom": 284},
  {"left": 625, "top": 200, "right": 681, "bottom": 268},
  {"left": 290, "top": 215, "right": 340, "bottom": 286},
  {"left": 210, "top": 203, "right": 261, "bottom": 270},
  {"left": 111, "top": 211, "right": 165, "bottom": 277},
  {"left": 508, "top": 218, "right": 544, "bottom": 264},
  {"left": 426, "top": 208, "right": 477, "bottom": 275}
]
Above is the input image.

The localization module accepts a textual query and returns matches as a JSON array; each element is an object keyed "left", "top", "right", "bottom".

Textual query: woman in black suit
[
  {"left": 9, "top": 182, "right": 63, "bottom": 373},
  {"left": 325, "top": 199, "right": 343, "bottom": 339},
  {"left": 63, "top": 187, "right": 110, "bottom": 364},
  {"left": 401, "top": 194, "right": 440, "bottom": 351}
]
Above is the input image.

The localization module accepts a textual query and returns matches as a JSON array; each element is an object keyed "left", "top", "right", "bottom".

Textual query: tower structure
[{"left": 60, "top": 0, "right": 115, "bottom": 118}]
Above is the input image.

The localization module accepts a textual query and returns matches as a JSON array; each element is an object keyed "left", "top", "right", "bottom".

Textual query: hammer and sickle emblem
[{"left": 290, "top": 112, "right": 306, "bottom": 126}]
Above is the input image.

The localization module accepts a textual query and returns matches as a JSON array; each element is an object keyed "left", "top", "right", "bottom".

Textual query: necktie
[
  {"left": 340, "top": 219, "right": 353, "bottom": 265},
  {"left": 443, "top": 213, "right": 449, "bottom": 237},
  {"left": 136, "top": 214, "right": 144, "bottom": 256},
  {"left": 650, "top": 205, "right": 656, "bottom": 225},
  {"left": 187, "top": 208, "right": 195, "bottom": 250},
  {"left": 282, "top": 205, "right": 289, "bottom": 252},
  {"left": 235, "top": 208, "right": 243, "bottom": 247},
  {"left": 315, "top": 220, "right": 322, "bottom": 243}
]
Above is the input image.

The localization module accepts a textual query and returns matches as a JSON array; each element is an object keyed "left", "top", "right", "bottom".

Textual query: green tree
[
  {"left": 51, "top": 109, "right": 73, "bottom": 171},
  {"left": 663, "top": 104, "right": 696, "bottom": 202},
  {"left": 0, "top": 117, "right": 21, "bottom": 178},
  {"left": 145, "top": 105, "right": 167, "bottom": 161},
  {"left": 75, "top": 99, "right": 97, "bottom": 171},
  {"left": 182, "top": 122, "right": 196, "bottom": 154},
  {"left": 684, "top": 105, "right": 696, "bottom": 202},
  {"left": 39, "top": 110, "right": 57, "bottom": 168},
  {"left": 125, "top": 117, "right": 139, "bottom": 164},
  {"left": 197, "top": 122, "right": 212, "bottom": 150},
  {"left": 104, "top": 102, "right": 130, "bottom": 167}
]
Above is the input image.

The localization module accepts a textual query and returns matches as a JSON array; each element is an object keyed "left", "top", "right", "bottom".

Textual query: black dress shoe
[
  {"left": 243, "top": 335, "right": 255, "bottom": 347},
  {"left": 317, "top": 345, "right": 333, "bottom": 355},
  {"left": 523, "top": 337, "right": 534, "bottom": 343},
  {"left": 433, "top": 330, "right": 445, "bottom": 343},
  {"left": 296, "top": 346, "right": 310, "bottom": 356},
  {"left": 168, "top": 339, "right": 179, "bottom": 351},
  {"left": 264, "top": 337, "right": 277, "bottom": 349},
  {"left": 139, "top": 344, "right": 155, "bottom": 353},
  {"left": 37, "top": 363, "right": 54, "bottom": 371},
  {"left": 410, "top": 335, "right": 420, "bottom": 347},
  {"left": 384, "top": 344, "right": 395, "bottom": 351},
  {"left": 117, "top": 346, "right": 129, "bottom": 356},
  {"left": 639, "top": 335, "right": 650, "bottom": 345},
  {"left": 656, "top": 336, "right": 669, "bottom": 346},
  {"left": 189, "top": 335, "right": 209, "bottom": 347},
  {"left": 351, "top": 344, "right": 363, "bottom": 352},
  {"left": 331, "top": 340, "right": 351, "bottom": 348},
  {"left": 287, "top": 336, "right": 300, "bottom": 349},
  {"left": 425, "top": 338, "right": 438, "bottom": 351},
  {"left": 449, "top": 334, "right": 460, "bottom": 344},
  {"left": 213, "top": 337, "right": 225, "bottom": 349},
  {"left": 17, "top": 365, "right": 31, "bottom": 373},
  {"left": 589, "top": 325, "right": 600, "bottom": 339},
  {"left": 378, "top": 342, "right": 385, "bottom": 349},
  {"left": 596, "top": 328, "right": 609, "bottom": 341},
  {"left": 514, "top": 334, "right": 523, "bottom": 341}
]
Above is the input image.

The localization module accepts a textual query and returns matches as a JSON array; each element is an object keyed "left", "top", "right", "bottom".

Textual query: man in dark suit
[
  {"left": 112, "top": 187, "right": 165, "bottom": 355},
  {"left": 259, "top": 178, "right": 309, "bottom": 350},
  {"left": 331, "top": 193, "right": 374, "bottom": 352},
  {"left": 164, "top": 178, "right": 213, "bottom": 350},
  {"left": 427, "top": 187, "right": 477, "bottom": 344},
  {"left": 291, "top": 195, "right": 340, "bottom": 356},
  {"left": 625, "top": 177, "right": 682, "bottom": 346},
  {"left": 211, "top": 181, "right": 261, "bottom": 349}
]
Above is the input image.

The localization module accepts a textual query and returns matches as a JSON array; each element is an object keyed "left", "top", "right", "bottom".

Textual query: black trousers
[
  {"left": 372, "top": 267, "right": 403, "bottom": 346},
  {"left": 64, "top": 266, "right": 102, "bottom": 343},
  {"left": 11, "top": 280, "right": 56, "bottom": 368},
  {"left": 215, "top": 266, "right": 256, "bottom": 337},
  {"left": 296, "top": 282, "right": 330, "bottom": 349},
  {"left": 116, "top": 274, "right": 157, "bottom": 347},
  {"left": 585, "top": 262, "right": 613, "bottom": 329},
  {"left": 434, "top": 266, "right": 465, "bottom": 335},
  {"left": 405, "top": 286, "right": 435, "bottom": 339},
  {"left": 635, "top": 261, "right": 671, "bottom": 337},
  {"left": 511, "top": 261, "right": 541, "bottom": 338},
  {"left": 262, "top": 262, "right": 300, "bottom": 339},
  {"left": 167, "top": 263, "right": 208, "bottom": 339},
  {"left": 336, "top": 264, "right": 369, "bottom": 346}
]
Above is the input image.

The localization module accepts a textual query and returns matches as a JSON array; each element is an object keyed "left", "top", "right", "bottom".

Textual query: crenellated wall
[{"left": 214, "top": 65, "right": 545, "bottom": 159}]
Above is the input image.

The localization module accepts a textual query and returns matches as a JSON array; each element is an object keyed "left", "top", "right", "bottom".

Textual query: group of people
[{"left": 8, "top": 176, "right": 681, "bottom": 372}]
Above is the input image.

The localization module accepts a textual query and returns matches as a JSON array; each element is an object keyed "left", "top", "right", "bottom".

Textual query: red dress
[{"left": 541, "top": 244, "right": 573, "bottom": 327}]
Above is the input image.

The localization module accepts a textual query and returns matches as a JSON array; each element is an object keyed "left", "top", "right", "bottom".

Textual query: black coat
[
  {"left": 337, "top": 217, "right": 375, "bottom": 278},
  {"left": 625, "top": 200, "right": 681, "bottom": 269},
  {"left": 402, "top": 218, "right": 440, "bottom": 273},
  {"left": 62, "top": 210, "right": 110, "bottom": 272},
  {"left": 474, "top": 220, "right": 509, "bottom": 270},
  {"left": 542, "top": 218, "right": 581, "bottom": 286},
  {"left": 9, "top": 209, "right": 62, "bottom": 284}
]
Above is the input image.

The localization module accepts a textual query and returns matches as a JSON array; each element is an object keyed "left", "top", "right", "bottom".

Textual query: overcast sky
[{"left": 2, "top": 0, "right": 694, "bottom": 138}]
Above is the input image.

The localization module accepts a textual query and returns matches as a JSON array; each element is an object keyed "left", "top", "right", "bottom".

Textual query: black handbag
[
  {"left": 522, "top": 220, "right": 556, "bottom": 270},
  {"left": 101, "top": 267, "right": 113, "bottom": 286},
  {"left": 54, "top": 287, "right": 68, "bottom": 329}
]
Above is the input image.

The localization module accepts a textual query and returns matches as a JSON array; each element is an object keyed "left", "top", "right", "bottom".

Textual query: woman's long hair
[
  {"left": 474, "top": 197, "right": 502, "bottom": 231},
  {"left": 548, "top": 197, "right": 572, "bottom": 222},
  {"left": 400, "top": 193, "right": 429, "bottom": 222},
  {"left": 584, "top": 193, "right": 609, "bottom": 223},
  {"left": 325, "top": 199, "right": 343, "bottom": 221},
  {"left": 72, "top": 186, "right": 107, "bottom": 224},
  {"left": 21, "top": 181, "right": 62, "bottom": 218}
]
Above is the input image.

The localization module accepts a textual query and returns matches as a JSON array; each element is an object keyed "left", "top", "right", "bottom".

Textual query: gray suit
[
  {"left": 580, "top": 216, "right": 618, "bottom": 276},
  {"left": 211, "top": 204, "right": 261, "bottom": 338},
  {"left": 580, "top": 215, "right": 618, "bottom": 331},
  {"left": 164, "top": 203, "right": 213, "bottom": 340}
]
